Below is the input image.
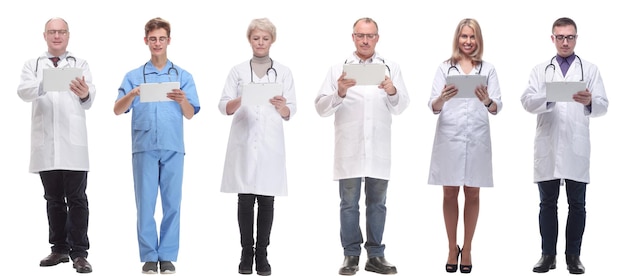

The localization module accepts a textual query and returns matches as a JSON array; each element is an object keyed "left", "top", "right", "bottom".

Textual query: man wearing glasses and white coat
[{"left": 315, "top": 17, "right": 409, "bottom": 275}]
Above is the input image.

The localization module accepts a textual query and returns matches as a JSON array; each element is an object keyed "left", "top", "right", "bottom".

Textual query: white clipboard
[
  {"left": 241, "top": 83, "right": 283, "bottom": 107},
  {"left": 43, "top": 68, "right": 83, "bottom": 91},
  {"left": 445, "top": 75, "right": 487, "bottom": 98},
  {"left": 343, "top": 64, "right": 386, "bottom": 86},
  {"left": 139, "top": 82, "right": 179, "bottom": 103},
  {"left": 545, "top": 81, "right": 586, "bottom": 102}
]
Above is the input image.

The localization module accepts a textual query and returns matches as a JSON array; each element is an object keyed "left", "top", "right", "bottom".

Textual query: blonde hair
[
  {"left": 447, "top": 18, "right": 483, "bottom": 66},
  {"left": 247, "top": 18, "right": 276, "bottom": 43}
]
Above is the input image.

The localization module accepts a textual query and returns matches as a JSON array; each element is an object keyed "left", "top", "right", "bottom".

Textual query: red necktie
[{"left": 50, "top": 57, "right": 60, "bottom": 67}]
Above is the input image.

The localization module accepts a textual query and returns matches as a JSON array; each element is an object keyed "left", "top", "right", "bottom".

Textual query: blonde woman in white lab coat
[
  {"left": 427, "top": 18, "right": 502, "bottom": 274},
  {"left": 218, "top": 18, "right": 296, "bottom": 276}
]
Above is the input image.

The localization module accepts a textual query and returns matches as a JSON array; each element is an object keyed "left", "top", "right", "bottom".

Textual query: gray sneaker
[
  {"left": 160, "top": 261, "right": 176, "bottom": 274},
  {"left": 142, "top": 262, "right": 158, "bottom": 274}
]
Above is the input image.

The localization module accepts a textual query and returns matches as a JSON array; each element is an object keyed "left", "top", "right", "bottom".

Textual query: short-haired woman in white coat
[{"left": 218, "top": 18, "right": 297, "bottom": 276}]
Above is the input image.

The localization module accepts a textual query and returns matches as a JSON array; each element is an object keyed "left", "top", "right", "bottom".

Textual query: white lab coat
[
  {"left": 315, "top": 53, "right": 409, "bottom": 181},
  {"left": 218, "top": 59, "right": 296, "bottom": 196},
  {"left": 521, "top": 55, "right": 608, "bottom": 183},
  {"left": 17, "top": 52, "right": 95, "bottom": 173},
  {"left": 427, "top": 61, "right": 502, "bottom": 187}
]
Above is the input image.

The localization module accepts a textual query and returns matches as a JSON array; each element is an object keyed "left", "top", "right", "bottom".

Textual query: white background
[{"left": 2, "top": 0, "right": 623, "bottom": 275}]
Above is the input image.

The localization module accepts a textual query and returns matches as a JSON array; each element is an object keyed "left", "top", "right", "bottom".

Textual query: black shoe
[
  {"left": 40, "top": 252, "right": 70, "bottom": 267},
  {"left": 73, "top": 257, "right": 92, "bottom": 273},
  {"left": 365, "top": 257, "right": 397, "bottom": 275},
  {"left": 446, "top": 245, "right": 461, "bottom": 273},
  {"left": 533, "top": 255, "right": 556, "bottom": 273},
  {"left": 339, "top": 256, "right": 359, "bottom": 275},
  {"left": 459, "top": 247, "right": 472, "bottom": 274},
  {"left": 565, "top": 255, "right": 585, "bottom": 274}
]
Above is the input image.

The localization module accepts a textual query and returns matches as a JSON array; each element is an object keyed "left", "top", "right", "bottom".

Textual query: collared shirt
[
  {"left": 556, "top": 54, "right": 576, "bottom": 76},
  {"left": 315, "top": 52, "right": 410, "bottom": 180},
  {"left": 17, "top": 51, "right": 96, "bottom": 172},
  {"left": 521, "top": 55, "right": 609, "bottom": 183}
]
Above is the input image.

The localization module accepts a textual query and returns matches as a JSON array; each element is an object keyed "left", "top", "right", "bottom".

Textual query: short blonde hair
[{"left": 247, "top": 18, "right": 276, "bottom": 43}]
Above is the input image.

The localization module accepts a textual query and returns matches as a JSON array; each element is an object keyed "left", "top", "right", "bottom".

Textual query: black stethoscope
[
  {"left": 545, "top": 55, "right": 583, "bottom": 81},
  {"left": 34, "top": 55, "right": 77, "bottom": 76},
  {"left": 249, "top": 58, "right": 277, "bottom": 83},
  {"left": 447, "top": 61, "right": 483, "bottom": 75},
  {"left": 344, "top": 57, "right": 391, "bottom": 76},
  {"left": 143, "top": 61, "right": 179, "bottom": 83}
]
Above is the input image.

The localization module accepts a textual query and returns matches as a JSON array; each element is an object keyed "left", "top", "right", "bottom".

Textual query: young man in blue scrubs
[{"left": 113, "top": 17, "right": 200, "bottom": 274}]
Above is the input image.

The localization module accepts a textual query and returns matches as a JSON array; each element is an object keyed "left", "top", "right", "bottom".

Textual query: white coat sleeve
[
  {"left": 314, "top": 66, "right": 344, "bottom": 117},
  {"left": 521, "top": 66, "right": 551, "bottom": 114},
  {"left": 218, "top": 67, "right": 241, "bottom": 115},
  {"left": 586, "top": 65, "right": 608, "bottom": 117},
  {"left": 17, "top": 59, "right": 44, "bottom": 102},
  {"left": 78, "top": 59, "right": 96, "bottom": 110},
  {"left": 428, "top": 64, "right": 446, "bottom": 113},
  {"left": 281, "top": 67, "right": 297, "bottom": 120},
  {"left": 486, "top": 66, "right": 503, "bottom": 115},
  {"left": 384, "top": 63, "right": 409, "bottom": 115}
]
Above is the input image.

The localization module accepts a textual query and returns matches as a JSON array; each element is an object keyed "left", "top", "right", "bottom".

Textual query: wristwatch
[{"left": 484, "top": 99, "right": 493, "bottom": 108}]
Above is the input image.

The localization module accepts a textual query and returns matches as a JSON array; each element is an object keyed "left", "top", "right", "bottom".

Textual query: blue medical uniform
[{"left": 117, "top": 60, "right": 200, "bottom": 262}]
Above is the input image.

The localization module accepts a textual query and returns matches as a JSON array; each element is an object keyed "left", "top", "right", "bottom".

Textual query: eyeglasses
[
  {"left": 147, "top": 36, "right": 169, "bottom": 43},
  {"left": 353, "top": 33, "right": 378, "bottom": 40},
  {"left": 553, "top": 34, "right": 577, "bottom": 42},
  {"left": 46, "top": 29, "right": 68, "bottom": 36}
]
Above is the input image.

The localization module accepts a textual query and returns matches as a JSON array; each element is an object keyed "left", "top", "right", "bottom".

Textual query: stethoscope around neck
[
  {"left": 142, "top": 61, "right": 179, "bottom": 83},
  {"left": 344, "top": 57, "right": 391, "bottom": 75},
  {"left": 34, "top": 55, "right": 77, "bottom": 76},
  {"left": 249, "top": 58, "right": 277, "bottom": 83},
  {"left": 447, "top": 61, "right": 483, "bottom": 75},
  {"left": 544, "top": 55, "right": 583, "bottom": 81}
]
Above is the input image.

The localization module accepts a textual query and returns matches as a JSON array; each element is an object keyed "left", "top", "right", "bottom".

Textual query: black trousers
[
  {"left": 237, "top": 194, "right": 274, "bottom": 251},
  {"left": 40, "top": 170, "right": 90, "bottom": 259},
  {"left": 538, "top": 179, "right": 586, "bottom": 256}
]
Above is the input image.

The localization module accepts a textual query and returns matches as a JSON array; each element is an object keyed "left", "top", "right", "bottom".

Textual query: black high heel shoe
[
  {"left": 445, "top": 245, "right": 461, "bottom": 273},
  {"left": 459, "top": 247, "right": 472, "bottom": 274}
]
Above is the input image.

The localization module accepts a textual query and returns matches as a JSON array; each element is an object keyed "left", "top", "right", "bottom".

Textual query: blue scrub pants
[
  {"left": 339, "top": 177, "right": 388, "bottom": 258},
  {"left": 538, "top": 179, "right": 587, "bottom": 256},
  {"left": 132, "top": 150, "right": 184, "bottom": 262}
]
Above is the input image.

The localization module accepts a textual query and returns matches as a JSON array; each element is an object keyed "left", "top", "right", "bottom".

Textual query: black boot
[
  {"left": 255, "top": 247, "right": 271, "bottom": 276},
  {"left": 255, "top": 196, "right": 274, "bottom": 276},
  {"left": 238, "top": 194, "right": 256, "bottom": 274},
  {"left": 239, "top": 247, "right": 254, "bottom": 274}
]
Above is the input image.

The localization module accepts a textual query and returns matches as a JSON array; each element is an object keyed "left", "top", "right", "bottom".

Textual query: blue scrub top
[{"left": 117, "top": 60, "right": 201, "bottom": 154}]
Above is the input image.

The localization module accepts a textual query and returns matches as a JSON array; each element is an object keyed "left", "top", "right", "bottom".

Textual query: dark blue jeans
[
  {"left": 39, "top": 170, "right": 90, "bottom": 259},
  {"left": 538, "top": 179, "right": 586, "bottom": 256},
  {"left": 339, "top": 177, "right": 388, "bottom": 258}
]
